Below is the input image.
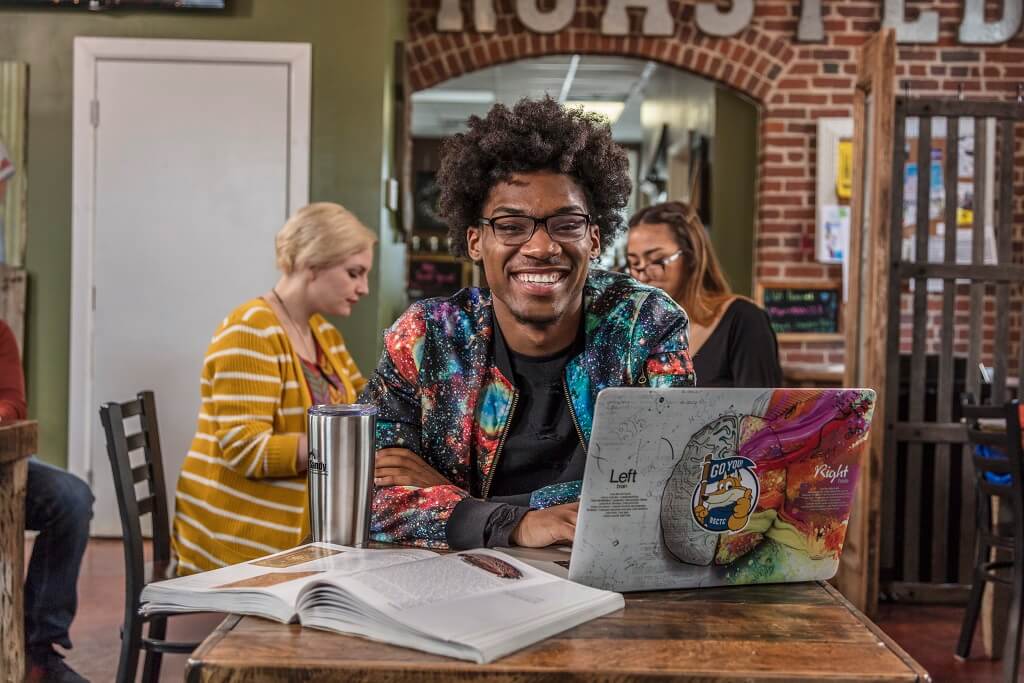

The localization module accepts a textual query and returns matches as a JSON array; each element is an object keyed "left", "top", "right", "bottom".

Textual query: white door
[{"left": 70, "top": 39, "right": 310, "bottom": 536}]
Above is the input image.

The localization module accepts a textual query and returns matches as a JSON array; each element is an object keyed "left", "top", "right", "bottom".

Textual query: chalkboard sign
[
  {"left": 407, "top": 255, "right": 467, "bottom": 301},
  {"left": 755, "top": 280, "right": 842, "bottom": 341}
]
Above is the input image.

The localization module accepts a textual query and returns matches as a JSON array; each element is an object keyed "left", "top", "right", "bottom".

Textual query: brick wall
[{"left": 406, "top": 0, "right": 1024, "bottom": 375}]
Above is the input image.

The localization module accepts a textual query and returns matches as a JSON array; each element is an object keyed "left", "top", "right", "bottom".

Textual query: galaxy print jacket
[{"left": 361, "top": 269, "right": 696, "bottom": 548}]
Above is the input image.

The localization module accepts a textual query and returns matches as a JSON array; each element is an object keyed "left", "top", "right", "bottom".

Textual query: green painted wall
[
  {"left": 0, "top": 0, "right": 406, "bottom": 467},
  {"left": 711, "top": 87, "right": 758, "bottom": 297}
]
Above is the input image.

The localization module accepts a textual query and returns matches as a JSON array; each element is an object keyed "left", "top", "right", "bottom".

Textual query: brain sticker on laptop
[{"left": 660, "top": 390, "right": 874, "bottom": 569}]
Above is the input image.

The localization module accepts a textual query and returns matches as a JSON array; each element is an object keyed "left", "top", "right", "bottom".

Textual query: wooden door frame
[
  {"left": 67, "top": 37, "right": 311, "bottom": 491},
  {"left": 837, "top": 29, "right": 896, "bottom": 616}
]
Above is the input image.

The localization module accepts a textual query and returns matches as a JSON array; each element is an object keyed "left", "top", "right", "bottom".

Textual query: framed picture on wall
[
  {"left": 0, "top": 0, "right": 225, "bottom": 7},
  {"left": 815, "top": 118, "right": 853, "bottom": 265}
]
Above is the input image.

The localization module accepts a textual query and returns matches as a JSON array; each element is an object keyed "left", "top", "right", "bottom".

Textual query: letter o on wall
[{"left": 516, "top": 0, "right": 576, "bottom": 34}]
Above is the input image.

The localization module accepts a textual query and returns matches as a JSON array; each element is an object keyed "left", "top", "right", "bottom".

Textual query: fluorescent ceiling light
[
  {"left": 564, "top": 100, "right": 625, "bottom": 124},
  {"left": 411, "top": 89, "right": 496, "bottom": 105}
]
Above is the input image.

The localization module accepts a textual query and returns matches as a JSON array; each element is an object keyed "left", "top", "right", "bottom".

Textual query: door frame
[
  {"left": 68, "top": 37, "right": 311, "bottom": 491},
  {"left": 837, "top": 28, "right": 896, "bottom": 616}
]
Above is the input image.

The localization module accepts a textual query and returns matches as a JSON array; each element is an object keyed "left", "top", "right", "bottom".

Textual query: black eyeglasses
[
  {"left": 478, "top": 212, "right": 592, "bottom": 246},
  {"left": 627, "top": 250, "right": 683, "bottom": 279}
]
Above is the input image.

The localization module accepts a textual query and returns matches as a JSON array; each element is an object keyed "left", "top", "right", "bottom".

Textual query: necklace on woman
[{"left": 272, "top": 287, "right": 315, "bottom": 361}]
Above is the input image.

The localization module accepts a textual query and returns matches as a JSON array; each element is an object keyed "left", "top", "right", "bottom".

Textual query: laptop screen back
[{"left": 569, "top": 387, "right": 876, "bottom": 592}]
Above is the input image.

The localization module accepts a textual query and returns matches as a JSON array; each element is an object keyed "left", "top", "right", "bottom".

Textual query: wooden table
[
  {"left": 187, "top": 580, "right": 929, "bottom": 682},
  {"left": 781, "top": 362, "right": 845, "bottom": 387},
  {"left": 0, "top": 420, "right": 37, "bottom": 683}
]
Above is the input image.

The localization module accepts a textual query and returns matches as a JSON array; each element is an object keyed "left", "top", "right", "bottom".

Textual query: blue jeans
[{"left": 24, "top": 458, "right": 94, "bottom": 652}]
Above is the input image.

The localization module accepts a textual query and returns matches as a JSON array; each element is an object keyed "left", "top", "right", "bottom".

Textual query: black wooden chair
[
  {"left": 99, "top": 390, "right": 202, "bottom": 683},
  {"left": 956, "top": 397, "right": 1024, "bottom": 683}
]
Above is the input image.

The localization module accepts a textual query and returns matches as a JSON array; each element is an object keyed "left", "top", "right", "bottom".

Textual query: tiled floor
[{"left": 27, "top": 538, "right": 1016, "bottom": 681}]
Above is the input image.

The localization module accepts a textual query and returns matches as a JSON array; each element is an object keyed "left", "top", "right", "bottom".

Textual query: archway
[{"left": 405, "top": 52, "right": 760, "bottom": 298}]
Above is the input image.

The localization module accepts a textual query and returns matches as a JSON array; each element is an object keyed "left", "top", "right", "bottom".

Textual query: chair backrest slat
[
  {"left": 125, "top": 431, "right": 146, "bottom": 452},
  {"left": 130, "top": 463, "right": 150, "bottom": 484},
  {"left": 119, "top": 400, "right": 143, "bottom": 419},
  {"left": 972, "top": 454, "right": 1013, "bottom": 475},
  {"left": 135, "top": 496, "right": 155, "bottom": 517},
  {"left": 966, "top": 428, "right": 1010, "bottom": 449}
]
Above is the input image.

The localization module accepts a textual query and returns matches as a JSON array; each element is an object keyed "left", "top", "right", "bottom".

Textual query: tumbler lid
[{"left": 308, "top": 403, "right": 378, "bottom": 417}]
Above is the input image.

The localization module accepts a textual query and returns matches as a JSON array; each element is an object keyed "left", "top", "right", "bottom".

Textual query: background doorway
[{"left": 69, "top": 38, "right": 311, "bottom": 536}]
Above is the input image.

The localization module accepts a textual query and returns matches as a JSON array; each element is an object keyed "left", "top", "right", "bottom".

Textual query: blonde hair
[
  {"left": 275, "top": 202, "right": 377, "bottom": 274},
  {"left": 628, "top": 201, "right": 733, "bottom": 326}
]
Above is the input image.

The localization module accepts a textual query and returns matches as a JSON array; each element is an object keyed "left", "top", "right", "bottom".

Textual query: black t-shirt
[
  {"left": 692, "top": 299, "right": 783, "bottom": 388},
  {"left": 490, "top": 337, "right": 585, "bottom": 497}
]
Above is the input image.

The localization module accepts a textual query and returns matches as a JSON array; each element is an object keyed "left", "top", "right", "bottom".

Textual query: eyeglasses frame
[
  {"left": 627, "top": 249, "right": 684, "bottom": 277},
  {"left": 477, "top": 212, "right": 593, "bottom": 246}
]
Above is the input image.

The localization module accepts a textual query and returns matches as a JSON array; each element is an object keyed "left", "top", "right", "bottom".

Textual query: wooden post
[
  {"left": 0, "top": 421, "right": 37, "bottom": 683},
  {"left": 838, "top": 29, "right": 896, "bottom": 616}
]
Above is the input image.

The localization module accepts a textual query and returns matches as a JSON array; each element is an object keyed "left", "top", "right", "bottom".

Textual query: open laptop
[{"left": 566, "top": 387, "right": 876, "bottom": 592}]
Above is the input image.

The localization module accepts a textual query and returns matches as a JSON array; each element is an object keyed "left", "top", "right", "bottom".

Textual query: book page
[
  {"left": 348, "top": 551, "right": 552, "bottom": 610},
  {"left": 317, "top": 550, "right": 615, "bottom": 643},
  {"left": 141, "top": 543, "right": 435, "bottom": 613}
]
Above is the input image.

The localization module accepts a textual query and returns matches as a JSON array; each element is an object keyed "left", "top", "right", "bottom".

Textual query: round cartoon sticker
[{"left": 690, "top": 453, "right": 759, "bottom": 533}]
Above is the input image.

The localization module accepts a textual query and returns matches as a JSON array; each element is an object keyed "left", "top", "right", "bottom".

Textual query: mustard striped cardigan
[{"left": 171, "top": 298, "right": 365, "bottom": 574}]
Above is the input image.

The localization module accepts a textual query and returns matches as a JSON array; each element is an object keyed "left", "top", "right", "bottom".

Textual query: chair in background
[
  {"left": 99, "top": 390, "right": 201, "bottom": 683},
  {"left": 956, "top": 398, "right": 1024, "bottom": 683}
]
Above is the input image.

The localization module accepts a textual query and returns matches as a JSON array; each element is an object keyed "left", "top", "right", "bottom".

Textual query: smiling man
[{"left": 362, "top": 98, "right": 695, "bottom": 549}]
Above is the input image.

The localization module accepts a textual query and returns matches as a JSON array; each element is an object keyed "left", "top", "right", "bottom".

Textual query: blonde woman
[
  {"left": 172, "top": 202, "right": 376, "bottom": 573},
  {"left": 627, "top": 201, "right": 782, "bottom": 388}
]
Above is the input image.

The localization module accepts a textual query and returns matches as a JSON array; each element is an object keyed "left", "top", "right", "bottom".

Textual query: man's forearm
[{"left": 446, "top": 498, "right": 529, "bottom": 549}]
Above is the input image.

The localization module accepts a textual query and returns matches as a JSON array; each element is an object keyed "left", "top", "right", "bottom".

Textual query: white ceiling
[{"left": 410, "top": 54, "right": 658, "bottom": 142}]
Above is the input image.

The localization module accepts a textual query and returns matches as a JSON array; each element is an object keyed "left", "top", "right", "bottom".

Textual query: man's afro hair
[{"left": 436, "top": 96, "right": 632, "bottom": 258}]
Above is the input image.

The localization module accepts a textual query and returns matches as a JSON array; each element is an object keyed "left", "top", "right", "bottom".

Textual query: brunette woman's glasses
[{"left": 627, "top": 250, "right": 683, "bottom": 279}]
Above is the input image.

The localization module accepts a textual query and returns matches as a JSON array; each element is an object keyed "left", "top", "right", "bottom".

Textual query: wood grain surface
[
  {"left": 186, "top": 580, "right": 929, "bottom": 682},
  {"left": 0, "top": 420, "right": 37, "bottom": 683}
]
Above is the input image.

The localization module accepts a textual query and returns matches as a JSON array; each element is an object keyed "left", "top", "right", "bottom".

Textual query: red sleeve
[{"left": 0, "top": 321, "right": 26, "bottom": 421}]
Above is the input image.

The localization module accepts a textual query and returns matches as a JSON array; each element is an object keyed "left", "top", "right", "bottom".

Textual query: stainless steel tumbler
[{"left": 307, "top": 404, "right": 377, "bottom": 547}]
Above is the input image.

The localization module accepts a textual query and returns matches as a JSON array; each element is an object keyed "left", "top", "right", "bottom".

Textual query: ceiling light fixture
[{"left": 410, "top": 89, "right": 496, "bottom": 105}]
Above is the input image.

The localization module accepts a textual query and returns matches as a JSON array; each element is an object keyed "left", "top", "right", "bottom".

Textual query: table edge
[
  {"left": 0, "top": 420, "right": 37, "bottom": 466},
  {"left": 820, "top": 582, "right": 931, "bottom": 682},
  {"left": 186, "top": 614, "right": 242, "bottom": 683}
]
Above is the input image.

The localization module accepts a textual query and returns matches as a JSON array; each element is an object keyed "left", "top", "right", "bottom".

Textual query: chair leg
[
  {"left": 954, "top": 548, "right": 987, "bottom": 663},
  {"left": 141, "top": 616, "right": 167, "bottom": 683},
  {"left": 1001, "top": 566, "right": 1024, "bottom": 683},
  {"left": 116, "top": 612, "right": 143, "bottom": 683}
]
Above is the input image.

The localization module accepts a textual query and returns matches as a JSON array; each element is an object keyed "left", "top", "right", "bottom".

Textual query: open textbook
[{"left": 140, "top": 543, "right": 622, "bottom": 663}]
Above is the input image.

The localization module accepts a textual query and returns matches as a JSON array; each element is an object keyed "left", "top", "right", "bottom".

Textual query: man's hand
[
  {"left": 511, "top": 502, "right": 578, "bottom": 548},
  {"left": 374, "top": 448, "right": 452, "bottom": 488}
]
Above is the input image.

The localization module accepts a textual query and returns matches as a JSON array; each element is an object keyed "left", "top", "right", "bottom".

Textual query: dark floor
[{"left": 28, "top": 538, "right": 1015, "bottom": 682}]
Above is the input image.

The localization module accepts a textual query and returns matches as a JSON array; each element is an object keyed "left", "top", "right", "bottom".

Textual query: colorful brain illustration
[{"left": 660, "top": 389, "right": 874, "bottom": 568}]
